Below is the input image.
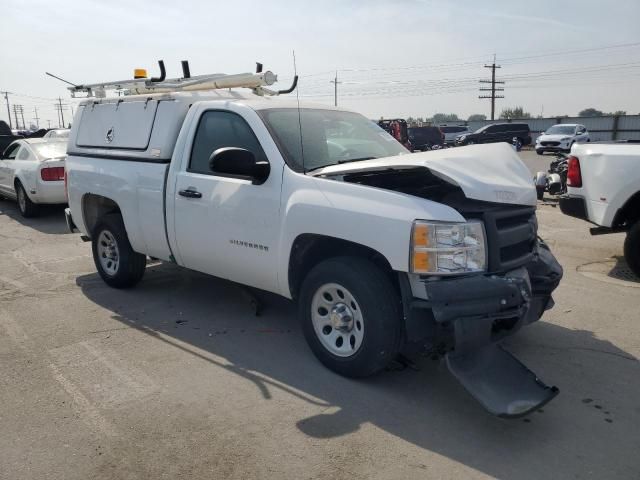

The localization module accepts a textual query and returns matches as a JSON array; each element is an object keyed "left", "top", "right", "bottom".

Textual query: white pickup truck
[
  {"left": 64, "top": 76, "right": 563, "bottom": 417},
  {"left": 559, "top": 141, "right": 640, "bottom": 276}
]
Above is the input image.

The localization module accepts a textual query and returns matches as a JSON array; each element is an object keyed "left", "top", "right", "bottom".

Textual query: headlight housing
[
  {"left": 410, "top": 220, "right": 487, "bottom": 274},
  {"left": 560, "top": 137, "right": 571, "bottom": 141}
]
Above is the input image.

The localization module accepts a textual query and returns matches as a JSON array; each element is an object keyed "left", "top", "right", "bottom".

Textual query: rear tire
[
  {"left": 536, "top": 149, "right": 544, "bottom": 156},
  {"left": 92, "top": 214, "right": 146, "bottom": 288},
  {"left": 298, "top": 256, "right": 403, "bottom": 378},
  {"left": 623, "top": 221, "right": 640, "bottom": 278},
  {"left": 15, "top": 181, "right": 39, "bottom": 218}
]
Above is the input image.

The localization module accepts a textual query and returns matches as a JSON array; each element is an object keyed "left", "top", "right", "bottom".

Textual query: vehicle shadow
[
  {"left": 608, "top": 255, "right": 639, "bottom": 283},
  {"left": 0, "top": 198, "right": 69, "bottom": 234},
  {"left": 76, "top": 263, "right": 640, "bottom": 479}
]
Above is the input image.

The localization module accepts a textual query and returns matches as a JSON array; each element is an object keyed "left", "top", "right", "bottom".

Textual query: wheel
[
  {"left": 298, "top": 256, "right": 403, "bottom": 378},
  {"left": 91, "top": 213, "right": 146, "bottom": 288},
  {"left": 15, "top": 181, "right": 39, "bottom": 217},
  {"left": 536, "top": 149, "right": 544, "bottom": 156},
  {"left": 623, "top": 221, "right": 640, "bottom": 278},
  {"left": 466, "top": 140, "right": 475, "bottom": 145}
]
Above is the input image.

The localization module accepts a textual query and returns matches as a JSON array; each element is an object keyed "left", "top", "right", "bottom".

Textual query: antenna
[
  {"left": 45, "top": 72, "right": 78, "bottom": 88},
  {"left": 293, "top": 50, "right": 306, "bottom": 172}
]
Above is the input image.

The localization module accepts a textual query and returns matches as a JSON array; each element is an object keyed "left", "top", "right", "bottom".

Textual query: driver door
[
  {"left": 0, "top": 143, "right": 21, "bottom": 196},
  {"left": 172, "top": 109, "right": 282, "bottom": 293}
]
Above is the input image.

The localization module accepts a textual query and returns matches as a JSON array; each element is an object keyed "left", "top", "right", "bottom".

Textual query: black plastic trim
[
  {"left": 559, "top": 195, "right": 588, "bottom": 221},
  {"left": 66, "top": 151, "right": 171, "bottom": 164}
]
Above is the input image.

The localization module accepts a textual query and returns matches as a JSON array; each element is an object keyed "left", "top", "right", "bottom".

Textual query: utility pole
[
  {"left": 13, "top": 105, "right": 24, "bottom": 130},
  {"left": 479, "top": 55, "right": 505, "bottom": 120},
  {"left": 1, "top": 91, "right": 11, "bottom": 129},
  {"left": 58, "top": 97, "right": 65, "bottom": 128},
  {"left": 33, "top": 107, "right": 40, "bottom": 128},
  {"left": 20, "top": 107, "right": 26, "bottom": 130},
  {"left": 329, "top": 71, "right": 341, "bottom": 107},
  {"left": 54, "top": 98, "right": 67, "bottom": 128},
  {"left": 47, "top": 120, "right": 51, "bottom": 129}
]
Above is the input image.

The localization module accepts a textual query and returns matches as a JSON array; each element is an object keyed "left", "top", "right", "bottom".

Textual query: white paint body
[
  {"left": 535, "top": 123, "right": 590, "bottom": 152},
  {"left": 566, "top": 142, "right": 640, "bottom": 227},
  {"left": 0, "top": 139, "right": 67, "bottom": 204},
  {"left": 65, "top": 92, "right": 537, "bottom": 299}
]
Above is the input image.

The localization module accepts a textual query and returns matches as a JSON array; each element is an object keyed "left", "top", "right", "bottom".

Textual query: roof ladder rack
[{"left": 67, "top": 60, "right": 298, "bottom": 99}]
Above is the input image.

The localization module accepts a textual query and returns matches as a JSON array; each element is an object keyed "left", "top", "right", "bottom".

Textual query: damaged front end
[
  {"left": 401, "top": 240, "right": 562, "bottom": 417},
  {"left": 336, "top": 165, "right": 563, "bottom": 417}
]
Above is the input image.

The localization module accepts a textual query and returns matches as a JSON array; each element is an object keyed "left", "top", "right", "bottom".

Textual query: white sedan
[{"left": 0, "top": 139, "right": 67, "bottom": 217}]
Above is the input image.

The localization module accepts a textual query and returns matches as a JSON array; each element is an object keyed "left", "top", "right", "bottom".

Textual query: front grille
[
  {"left": 541, "top": 141, "right": 560, "bottom": 147},
  {"left": 482, "top": 207, "right": 537, "bottom": 272}
]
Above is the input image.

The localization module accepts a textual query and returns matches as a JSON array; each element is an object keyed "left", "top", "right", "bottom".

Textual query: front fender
[{"left": 276, "top": 170, "right": 464, "bottom": 297}]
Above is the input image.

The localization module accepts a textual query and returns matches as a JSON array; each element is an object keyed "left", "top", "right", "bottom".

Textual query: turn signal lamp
[{"left": 134, "top": 68, "right": 148, "bottom": 79}]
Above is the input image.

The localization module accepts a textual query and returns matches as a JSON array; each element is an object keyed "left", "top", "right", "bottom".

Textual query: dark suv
[
  {"left": 455, "top": 123, "right": 531, "bottom": 147},
  {"left": 407, "top": 126, "right": 445, "bottom": 151}
]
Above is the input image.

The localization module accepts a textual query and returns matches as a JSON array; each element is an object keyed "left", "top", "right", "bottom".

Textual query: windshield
[
  {"left": 259, "top": 108, "right": 408, "bottom": 172},
  {"left": 545, "top": 125, "right": 576, "bottom": 135},
  {"left": 32, "top": 141, "right": 67, "bottom": 160}
]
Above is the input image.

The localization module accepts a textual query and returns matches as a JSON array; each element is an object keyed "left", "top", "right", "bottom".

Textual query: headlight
[
  {"left": 560, "top": 137, "right": 570, "bottom": 141},
  {"left": 410, "top": 220, "right": 487, "bottom": 274}
]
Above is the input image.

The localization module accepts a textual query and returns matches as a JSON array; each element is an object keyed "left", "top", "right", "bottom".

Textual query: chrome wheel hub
[
  {"left": 97, "top": 230, "right": 120, "bottom": 276},
  {"left": 311, "top": 283, "right": 364, "bottom": 357},
  {"left": 330, "top": 303, "right": 354, "bottom": 332}
]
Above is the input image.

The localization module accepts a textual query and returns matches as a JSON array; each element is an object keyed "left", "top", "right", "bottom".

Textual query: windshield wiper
[
  {"left": 306, "top": 157, "right": 378, "bottom": 173},
  {"left": 337, "top": 156, "right": 377, "bottom": 164}
]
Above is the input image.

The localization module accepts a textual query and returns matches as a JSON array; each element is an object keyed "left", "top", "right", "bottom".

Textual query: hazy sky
[{"left": 1, "top": 0, "right": 639, "bottom": 128}]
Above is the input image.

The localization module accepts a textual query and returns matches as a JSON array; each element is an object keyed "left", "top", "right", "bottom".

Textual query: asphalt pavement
[{"left": 0, "top": 151, "right": 638, "bottom": 479}]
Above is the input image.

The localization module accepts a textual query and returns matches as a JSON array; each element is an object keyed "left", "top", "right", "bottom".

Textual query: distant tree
[
  {"left": 579, "top": 108, "right": 604, "bottom": 117},
  {"left": 499, "top": 106, "right": 531, "bottom": 119},
  {"left": 610, "top": 110, "right": 626, "bottom": 116},
  {"left": 431, "top": 113, "right": 460, "bottom": 123},
  {"left": 467, "top": 114, "right": 487, "bottom": 121}
]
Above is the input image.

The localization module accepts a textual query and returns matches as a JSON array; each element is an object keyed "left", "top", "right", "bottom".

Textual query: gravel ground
[{"left": 1, "top": 151, "right": 639, "bottom": 479}]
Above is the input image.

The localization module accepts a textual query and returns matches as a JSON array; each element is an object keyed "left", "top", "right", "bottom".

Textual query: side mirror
[{"left": 209, "top": 147, "right": 270, "bottom": 185}]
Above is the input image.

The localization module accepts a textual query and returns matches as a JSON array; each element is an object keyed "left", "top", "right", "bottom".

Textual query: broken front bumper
[{"left": 401, "top": 241, "right": 563, "bottom": 417}]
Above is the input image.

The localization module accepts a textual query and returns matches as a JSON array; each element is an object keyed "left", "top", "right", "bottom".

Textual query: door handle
[{"left": 178, "top": 188, "right": 202, "bottom": 199}]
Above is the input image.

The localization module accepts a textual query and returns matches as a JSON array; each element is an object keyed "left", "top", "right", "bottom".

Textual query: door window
[
  {"left": 17, "top": 147, "right": 31, "bottom": 160},
  {"left": 189, "top": 111, "right": 267, "bottom": 175},
  {"left": 3, "top": 143, "right": 21, "bottom": 160}
]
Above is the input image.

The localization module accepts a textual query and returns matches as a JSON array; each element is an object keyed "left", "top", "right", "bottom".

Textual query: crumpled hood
[
  {"left": 311, "top": 142, "right": 536, "bottom": 206},
  {"left": 538, "top": 134, "right": 572, "bottom": 142}
]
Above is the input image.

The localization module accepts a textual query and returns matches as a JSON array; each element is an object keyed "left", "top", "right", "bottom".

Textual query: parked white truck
[
  {"left": 559, "top": 141, "right": 640, "bottom": 276},
  {"left": 64, "top": 62, "right": 563, "bottom": 417}
]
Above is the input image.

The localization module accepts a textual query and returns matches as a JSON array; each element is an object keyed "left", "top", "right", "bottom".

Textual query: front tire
[
  {"left": 92, "top": 214, "right": 146, "bottom": 288},
  {"left": 298, "top": 256, "right": 403, "bottom": 378},
  {"left": 623, "top": 221, "right": 640, "bottom": 278},
  {"left": 15, "top": 182, "right": 39, "bottom": 218},
  {"left": 536, "top": 149, "right": 544, "bottom": 156}
]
